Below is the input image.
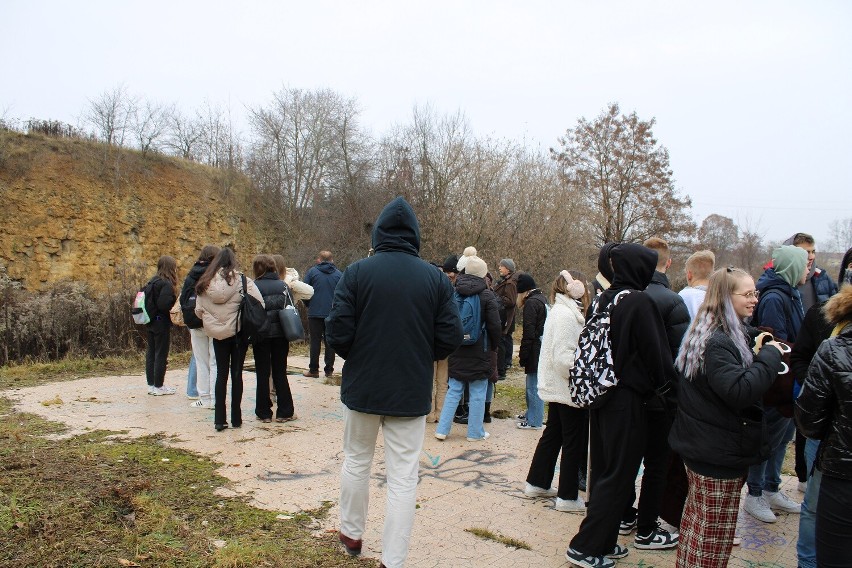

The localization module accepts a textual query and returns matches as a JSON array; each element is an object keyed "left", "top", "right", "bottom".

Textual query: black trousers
[
  {"left": 145, "top": 327, "right": 171, "bottom": 387},
  {"left": 795, "top": 429, "right": 808, "bottom": 482},
  {"left": 622, "top": 408, "right": 673, "bottom": 534},
  {"left": 213, "top": 336, "right": 247, "bottom": 427},
  {"left": 570, "top": 387, "right": 647, "bottom": 556},
  {"left": 307, "top": 317, "right": 335, "bottom": 375},
  {"left": 498, "top": 333, "right": 513, "bottom": 375},
  {"left": 816, "top": 473, "right": 852, "bottom": 568},
  {"left": 254, "top": 336, "right": 294, "bottom": 420},
  {"left": 527, "top": 402, "right": 589, "bottom": 501}
]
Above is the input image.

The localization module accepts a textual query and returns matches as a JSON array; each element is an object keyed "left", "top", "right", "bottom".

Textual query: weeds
[{"left": 465, "top": 527, "right": 531, "bottom": 550}]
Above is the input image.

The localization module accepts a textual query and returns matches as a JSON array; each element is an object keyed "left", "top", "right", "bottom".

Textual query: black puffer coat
[
  {"left": 448, "top": 273, "right": 502, "bottom": 381},
  {"left": 325, "top": 197, "right": 463, "bottom": 416},
  {"left": 669, "top": 327, "right": 784, "bottom": 478},
  {"left": 145, "top": 276, "right": 176, "bottom": 334},
  {"left": 180, "top": 261, "right": 208, "bottom": 329},
  {"left": 518, "top": 289, "right": 547, "bottom": 374},
  {"left": 253, "top": 271, "right": 292, "bottom": 340},
  {"left": 796, "top": 285, "right": 852, "bottom": 481},
  {"left": 644, "top": 271, "right": 690, "bottom": 359}
]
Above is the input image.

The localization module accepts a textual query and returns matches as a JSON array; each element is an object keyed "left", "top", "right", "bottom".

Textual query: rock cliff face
[{"left": 0, "top": 131, "right": 271, "bottom": 291}]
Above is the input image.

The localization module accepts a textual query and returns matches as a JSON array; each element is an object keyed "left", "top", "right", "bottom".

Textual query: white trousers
[
  {"left": 190, "top": 327, "right": 217, "bottom": 405},
  {"left": 340, "top": 407, "right": 426, "bottom": 568}
]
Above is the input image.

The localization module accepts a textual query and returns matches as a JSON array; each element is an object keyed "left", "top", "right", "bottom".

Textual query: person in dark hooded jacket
[
  {"left": 795, "top": 282, "right": 852, "bottom": 568},
  {"left": 303, "top": 250, "right": 343, "bottom": 378},
  {"left": 251, "top": 254, "right": 297, "bottom": 423},
  {"left": 144, "top": 255, "right": 178, "bottom": 396},
  {"left": 325, "top": 197, "right": 462, "bottom": 568},
  {"left": 517, "top": 273, "right": 548, "bottom": 430},
  {"left": 435, "top": 253, "right": 501, "bottom": 442},
  {"left": 567, "top": 243, "right": 679, "bottom": 568}
]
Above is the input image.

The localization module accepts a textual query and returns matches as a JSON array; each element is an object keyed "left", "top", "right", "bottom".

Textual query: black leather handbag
[{"left": 278, "top": 286, "right": 305, "bottom": 342}]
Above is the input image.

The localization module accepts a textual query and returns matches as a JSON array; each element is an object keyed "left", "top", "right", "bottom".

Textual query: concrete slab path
[{"left": 7, "top": 356, "right": 800, "bottom": 567}]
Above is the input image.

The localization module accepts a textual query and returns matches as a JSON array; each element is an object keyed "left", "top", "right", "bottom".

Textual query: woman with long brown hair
[
  {"left": 195, "top": 248, "right": 264, "bottom": 431},
  {"left": 144, "top": 255, "right": 178, "bottom": 395}
]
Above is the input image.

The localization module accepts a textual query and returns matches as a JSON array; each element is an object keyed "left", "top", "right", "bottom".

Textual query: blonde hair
[
  {"left": 643, "top": 237, "right": 670, "bottom": 269},
  {"left": 685, "top": 250, "right": 715, "bottom": 281}
]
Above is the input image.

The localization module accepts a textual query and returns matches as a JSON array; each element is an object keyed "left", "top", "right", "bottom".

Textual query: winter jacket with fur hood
[
  {"left": 537, "top": 293, "right": 585, "bottom": 406},
  {"left": 195, "top": 270, "right": 264, "bottom": 341},
  {"left": 796, "top": 284, "right": 852, "bottom": 481}
]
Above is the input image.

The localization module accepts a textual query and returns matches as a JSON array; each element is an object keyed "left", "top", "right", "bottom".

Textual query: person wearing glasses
[
  {"left": 669, "top": 267, "right": 786, "bottom": 568},
  {"left": 743, "top": 245, "right": 809, "bottom": 524}
]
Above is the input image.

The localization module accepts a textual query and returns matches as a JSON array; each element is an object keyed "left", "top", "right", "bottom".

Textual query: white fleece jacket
[{"left": 537, "top": 293, "right": 585, "bottom": 406}]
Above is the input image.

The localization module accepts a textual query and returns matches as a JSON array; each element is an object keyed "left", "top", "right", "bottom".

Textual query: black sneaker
[
  {"left": 618, "top": 518, "right": 637, "bottom": 535},
  {"left": 565, "top": 548, "right": 615, "bottom": 568},
  {"left": 634, "top": 525, "right": 679, "bottom": 550},
  {"left": 606, "top": 544, "right": 629, "bottom": 559}
]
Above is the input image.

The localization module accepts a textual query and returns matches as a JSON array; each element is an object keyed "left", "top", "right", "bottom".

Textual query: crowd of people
[{"left": 137, "top": 196, "right": 852, "bottom": 568}]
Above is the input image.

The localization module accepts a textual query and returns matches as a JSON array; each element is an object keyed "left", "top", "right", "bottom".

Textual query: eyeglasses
[{"left": 733, "top": 290, "right": 759, "bottom": 300}]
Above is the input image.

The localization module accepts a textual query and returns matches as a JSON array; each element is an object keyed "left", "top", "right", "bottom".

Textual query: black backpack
[
  {"left": 180, "top": 283, "right": 204, "bottom": 329},
  {"left": 237, "top": 274, "right": 269, "bottom": 341}
]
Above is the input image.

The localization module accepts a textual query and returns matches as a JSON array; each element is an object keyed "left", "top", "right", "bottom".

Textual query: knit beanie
[
  {"left": 499, "top": 258, "right": 516, "bottom": 272},
  {"left": 561, "top": 270, "right": 587, "bottom": 299},
  {"left": 442, "top": 254, "right": 459, "bottom": 273},
  {"left": 516, "top": 273, "right": 536, "bottom": 293},
  {"left": 772, "top": 245, "right": 808, "bottom": 288},
  {"left": 457, "top": 246, "right": 477, "bottom": 272},
  {"left": 465, "top": 255, "right": 488, "bottom": 278}
]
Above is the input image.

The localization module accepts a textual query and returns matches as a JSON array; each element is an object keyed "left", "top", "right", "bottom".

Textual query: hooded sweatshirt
[
  {"left": 304, "top": 260, "right": 342, "bottom": 318},
  {"left": 754, "top": 245, "right": 807, "bottom": 342},
  {"left": 602, "top": 244, "right": 679, "bottom": 398},
  {"left": 325, "top": 197, "right": 463, "bottom": 416}
]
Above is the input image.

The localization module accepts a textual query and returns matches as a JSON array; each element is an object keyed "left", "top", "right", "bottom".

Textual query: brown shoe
[
  {"left": 302, "top": 371, "right": 320, "bottom": 378},
  {"left": 325, "top": 371, "right": 334, "bottom": 378},
  {"left": 338, "top": 531, "right": 362, "bottom": 556},
  {"left": 275, "top": 414, "right": 298, "bottom": 423}
]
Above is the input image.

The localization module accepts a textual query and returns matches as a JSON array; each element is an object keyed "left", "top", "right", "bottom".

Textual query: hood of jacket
[
  {"left": 188, "top": 262, "right": 208, "bottom": 280},
  {"left": 371, "top": 196, "right": 420, "bottom": 255},
  {"left": 757, "top": 268, "right": 796, "bottom": 297},
  {"left": 825, "top": 284, "right": 852, "bottom": 326},
  {"left": 650, "top": 271, "right": 671, "bottom": 289},
  {"left": 207, "top": 270, "right": 241, "bottom": 305},
  {"left": 605, "top": 243, "right": 657, "bottom": 296},
  {"left": 597, "top": 242, "right": 618, "bottom": 283},
  {"left": 455, "top": 273, "right": 487, "bottom": 297},
  {"left": 315, "top": 261, "right": 337, "bottom": 274}
]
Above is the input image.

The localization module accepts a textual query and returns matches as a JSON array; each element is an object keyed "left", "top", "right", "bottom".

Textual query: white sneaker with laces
[
  {"left": 466, "top": 431, "right": 490, "bottom": 442},
  {"left": 147, "top": 386, "right": 157, "bottom": 395},
  {"left": 151, "top": 386, "right": 176, "bottom": 396},
  {"left": 524, "top": 482, "right": 557, "bottom": 498},
  {"left": 765, "top": 490, "right": 801, "bottom": 513},
  {"left": 554, "top": 496, "right": 586, "bottom": 512},
  {"left": 744, "top": 494, "right": 777, "bottom": 523},
  {"left": 516, "top": 421, "right": 543, "bottom": 430}
]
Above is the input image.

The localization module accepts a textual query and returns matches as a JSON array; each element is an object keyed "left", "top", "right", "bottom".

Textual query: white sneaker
[
  {"left": 524, "top": 482, "right": 557, "bottom": 498},
  {"left": 151, "top": 386, "right": 176, "bottom": 396},
  {"left": 517, "top": 421, "right": 543, "bottom": 430},
  {"left": 435, "top": 432, "right": 447, "bottom": 440},
  {"left": 189, "top": 399, "right": 212, "bottom": 408},
  {"left": 743, "top": 494, "right": 777, "bottom": 523},
  {"left": 555, "top": 496, "right": 586, "bottom": 512},
  {"left": 765, "top": 490, "right": 801, "bottom": 513},
  {"left": 147, "top": 386, "right": 157, "bottom": 395},
  {"left": 467, "top": 432, "right": 490, "bottom": 442}
]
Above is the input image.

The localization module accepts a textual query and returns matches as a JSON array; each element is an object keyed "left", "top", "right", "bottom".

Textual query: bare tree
[
  {"left": 164, "top": 109, "right": 203, "bottom": 160},
  {"left": 550, "top": 103, "right": 694, "bottom": 245},
  {"left": 827, "top": 217, "right": 852, "bottom": 252},
  {"left": 698, "top": 214, "right": 739, "bottom": 266},
  {"left": 131, "top": 99, "right": 172, "bottom": 157},
  {"left": 735, "top": 215, "right": 766, "bottom": 276},
  {"left": 84, "top": 85, "right": 136, "bottom": 147}
]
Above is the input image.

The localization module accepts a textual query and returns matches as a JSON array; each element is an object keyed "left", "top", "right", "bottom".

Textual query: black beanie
[
  {"left": 597, "top": 243, "right": 618, "bottom": 283},
  {"left": 442, "top": 254, "right": 459, "bottom": 273},
  {"left": 516, "top": 273, "right": 536, "bottom": 293}
]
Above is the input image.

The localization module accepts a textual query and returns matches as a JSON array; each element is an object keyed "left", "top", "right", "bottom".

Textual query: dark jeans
[
  {"left": 622, "top": 409, "right": 674, "bottom": 534},
  {"left": 308, "top": 317, "right": 335, "bottom": 375},
  {"left": 816, "top": 474, "right": 852, "bottom": 568},
  {"left": 795, "top": 429, "right": 808, "bottom": 482},
  {"left": 254, "top": 336, "right": 294, "bottom": 420},
  {"left": 570, "top": 387, "right": 646, "bottom": 556},
  {"left": 213, "top": 336, "right": 247, "bottom": 427},
  {"left": 527, "top": 402, "right": 589, "bottom": 500},
  {"left": 145, "top": 328, "right": 171, "bottom": 387},
  {"left": 497, "top": 333, "right": 513, "bottom": 376}
]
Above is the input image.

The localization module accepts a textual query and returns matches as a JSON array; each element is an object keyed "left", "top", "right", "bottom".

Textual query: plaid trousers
[{"left": 676, "top": 468, "right": 742, "bottom": 568}]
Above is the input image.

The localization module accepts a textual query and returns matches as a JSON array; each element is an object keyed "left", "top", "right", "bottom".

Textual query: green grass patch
[
  {"left": 0, "top": 398, "right": 364, "bottom": 567},
  {"left": 465, "top": 527, "right": 531, "bottom": 550},
  {"left": 0, "top": 351, "right": 193, "bottom": 390}
]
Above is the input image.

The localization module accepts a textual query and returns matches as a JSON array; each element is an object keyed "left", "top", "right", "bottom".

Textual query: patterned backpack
[{"left": 568, "top": 290, "right": 632, "bottom": 408}]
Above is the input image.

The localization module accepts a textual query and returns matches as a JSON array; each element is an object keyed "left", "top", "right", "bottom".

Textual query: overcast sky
[{"left": 3, "top": 0, "right": 850, "bottom": 249}]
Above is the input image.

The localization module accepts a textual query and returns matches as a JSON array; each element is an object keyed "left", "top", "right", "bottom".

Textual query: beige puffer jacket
[
  {"left": 195, "top": 270, "right": 264, "bottom": 340},
  {"left": 284, "top": 267, "right": 315, "bottom": 303}
]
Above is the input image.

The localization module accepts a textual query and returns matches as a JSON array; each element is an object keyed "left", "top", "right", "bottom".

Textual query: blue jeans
[
  {"left": 797, "top": 438, "right": 821, "bottom": 568},
  {"left": 186, "top": 354, "right": 198, "bottom": 397},
  {"left": 524, "top": 372, "right": 545, "bottom": 427},
  {"left": 437, "top": 378, "right": 488, "bottom": 439},
  {"left": 747, "top": 407, "right": 795, "bottom": 495}
]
